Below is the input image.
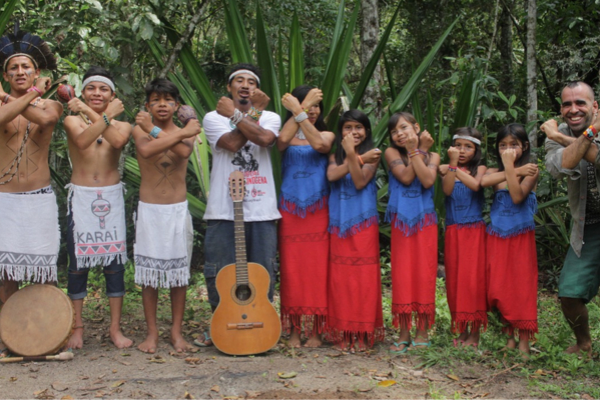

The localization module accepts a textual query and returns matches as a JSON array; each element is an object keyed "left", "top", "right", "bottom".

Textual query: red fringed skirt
[
  {"left": 486, "top": 230, "right": 538, "bottom": 340},
  {"left": 391, "top": 223, "right": 438, "bottom": 331},
  {"left": 328, "top": 224, "right": 384, "bottom": 346},
  {"left": 279, "top": 206, "right": 329, "bottom": 336},
  {"left": 444, "top": 223, "right": 488, "bottom": 334}
]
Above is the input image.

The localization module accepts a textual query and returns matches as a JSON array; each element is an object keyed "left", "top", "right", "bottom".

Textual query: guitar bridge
[{"left": 226, "top": 322, "right": 264, "bottom": 330}]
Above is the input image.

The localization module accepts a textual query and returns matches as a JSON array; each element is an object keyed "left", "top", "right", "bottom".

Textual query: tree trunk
[
  {"left": 498, "top": 0, "right": 514, "bottom": 96},
  {"left": 526, "top": 0, "right": 538, "bottom": 147},
  {"left": 360, "top": 0, "right": 381, "bottom": 118}
]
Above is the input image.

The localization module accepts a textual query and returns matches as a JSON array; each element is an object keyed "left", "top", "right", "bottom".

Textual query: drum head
[{"left": 0, "top": 284, "right": 74, "bottom": 356}]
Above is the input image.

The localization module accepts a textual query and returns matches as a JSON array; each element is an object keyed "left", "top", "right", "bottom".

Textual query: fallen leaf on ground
[
  {"left": 582, "top": 395, "right": 594, "bottom": 400},
  {"left": 9, "top": 377, "right": 17, "bottom": 382},
  {"left": 377, "top": 380, "right": 397, "bottom": 387},
  {"left": 185, "top": 358, "right": 200, "bottom": 364},
  {"left": 111, "top": 380, "right": 126, "bottom": 388},
  {"left": 61, "top": 396, "right": 74, "bottom": 400},
  {"left": 183, "top": 391, "right": 194, "bottom": 399},
  {"left": 120, "top": 361, "right": 132, "bottom": 366},
  {"left": 94, "top": 391, "right": 105, "bottom": 398},
  {"left": 358, "top": 387, "right": 373, "bottom": 392},
  {"left": 149, "top": 358, "right": 166, "bottom": 364},
  {"left": 121, "top": 353, "right": 131, "bottom": 357},
  {"left": 34, "top": 389, "right": 54, "bottom": 399},
  {"left": 210, "top": 385, "right": 220, "bottom": 392},
  {"left": 245, "top": 390, "right": 261, "bottom": 398},
  {"left": 277, "top": 372, "right": 297, "bottom": 379},
  {"left": 447, "top": 374, "right": 460, "bottom": 381},
  {"left": 51, "top": 382, "right": 68, "bottom": 391}
]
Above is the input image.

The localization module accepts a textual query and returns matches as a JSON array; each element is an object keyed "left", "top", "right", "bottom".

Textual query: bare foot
[
  {"left": 171, "top": 334, "right": 193, "bottom": 353},
  {"left": 288, "top": 330, "right": 302, "bottom": 348},
  {"left": 565, "top": 343, "right": 593, "bottom": 357},
  {"left": 336, "top": 341, "right": 353, "bottom": 353},
  {"left": 138, "top": 334, "right": 159, "bottom": 354},
  {"left": 304, "top": 334, "right": 323, "bottom": 348},
  {"left": 502, "top": 336, "right": 517, "bottom": 351},
  {"left": 66, "top": 326, "right": 84, "bottom": 350},
  {"left": 457, "top": 330, "right": 469, "bottom": 343},
  {"left": 110, "top": 327, "right": 133, "bottom": 349}
]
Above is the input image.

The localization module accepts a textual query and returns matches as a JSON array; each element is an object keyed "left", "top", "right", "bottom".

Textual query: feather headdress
[{"left": 0, "top": 30, "right": 57, "bottom": 72}]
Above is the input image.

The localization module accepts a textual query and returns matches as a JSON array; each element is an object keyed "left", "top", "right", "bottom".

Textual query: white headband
[
  {"left": 228, "top": 69, "right": 260, "bottom": 86},
  {"left": 82, "top": 75, "right": 115, "bottom": 92},
  {"left": 453, "top": 134, "right": 481, "bottom": 146},
  {"left": 3, "top": 53, "right": 38, "bottom": 71}
]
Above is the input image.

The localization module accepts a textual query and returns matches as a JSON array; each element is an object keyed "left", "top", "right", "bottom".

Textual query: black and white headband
[
  {"left": 228, "top": 69, "right": 260, "bottom": 86},
  {"left": 453, "top": 134, "right": 481, "bottom": 146},
  {"left": 82, "top": 76, "right": 116, "bottom": 92}
]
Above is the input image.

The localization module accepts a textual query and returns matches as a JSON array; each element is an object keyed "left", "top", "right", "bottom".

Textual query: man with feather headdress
[{"left": 0, "top": 30, "right": 63, "bottom": 304}]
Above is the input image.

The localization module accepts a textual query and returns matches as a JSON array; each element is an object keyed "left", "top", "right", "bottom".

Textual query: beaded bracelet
[
  {"left": 149, "top": 126, "right": 162, "bottom": 138},
  {"left": 230, "top": 108, "right": 244, "bottom": 126},
  {"left": 358, "top": 155, "right": 365, "bottom": 165},
  {"left": 408, "top": 150, "right": 421, "bottom": 158},
  {"left": 584, "top": 125, "right": 598, "bottom": 141},
  {"left": 27, "top": 86, "right": 42, "bottom": 95},
  {"left": 102, "top": 112, "right": 111, "bottom": 126},
  {"left": 295, "top": 111, "right": 309, "bottom": 123},
  {"left": 30, "top": 97, "right": 41, "bottom": 108},
  {"left": 448, "top": 165, "right": 457, "bottom": 172},
  {"left": 247, "top": 106, "right": 262, "bottom": 121}
]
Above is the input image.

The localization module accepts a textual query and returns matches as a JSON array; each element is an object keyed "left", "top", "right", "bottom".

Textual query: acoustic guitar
[{"left": 210, "top": 170, "right": 281, "bottom": 355}]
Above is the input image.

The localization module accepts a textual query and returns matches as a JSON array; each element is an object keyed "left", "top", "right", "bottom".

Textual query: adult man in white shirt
[{"left": 197, "top": 64, "right": 281, "bottom": 347}]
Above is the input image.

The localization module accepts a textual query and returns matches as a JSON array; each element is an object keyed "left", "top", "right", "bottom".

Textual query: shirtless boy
[
  {"left": 132, "top": 78, "right": 201, "bottom": 353},
  {"left": 63, "top": 67, "right": 133, "bottom": 350},
  {"left": 0, "top": 31, "right": 62, "bottom": 304}
]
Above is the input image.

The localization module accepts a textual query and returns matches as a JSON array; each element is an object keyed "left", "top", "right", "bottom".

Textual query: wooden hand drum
[{"left": 0, "top": 284, "right": 74, "bottom": 356}]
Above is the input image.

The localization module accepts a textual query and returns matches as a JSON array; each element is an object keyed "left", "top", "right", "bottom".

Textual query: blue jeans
[
  {"left": 66, "top": 210, "right": 126, "bottom": 300},
  {"left": 204, "top": 219, "right": 278, "bottom": 307}
]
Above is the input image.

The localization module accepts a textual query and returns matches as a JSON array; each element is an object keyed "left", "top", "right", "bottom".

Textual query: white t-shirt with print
[{"left": 203, "top": 110, "right": 282, "bottom": 222}]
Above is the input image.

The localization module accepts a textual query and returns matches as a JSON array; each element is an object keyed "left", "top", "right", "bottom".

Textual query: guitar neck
[{"left": 233, "top": 201, "right": 249, "bottom": 285}]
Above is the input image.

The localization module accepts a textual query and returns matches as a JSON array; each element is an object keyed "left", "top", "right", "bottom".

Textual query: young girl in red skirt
[
  {"left": 327, "top": 109, "right": 384, "bottom": 352},
  {"left": 440, "top": 127, "right": 487, "bottom": 348},
  {"left": 481, "top": 123, "right": 539, "bottom": 355},
  {"left": 385, "top": 112, "right": 440, "bottom": 353},
  {"left": 278, "top": 85, "right": 335, "bottom": 348}
]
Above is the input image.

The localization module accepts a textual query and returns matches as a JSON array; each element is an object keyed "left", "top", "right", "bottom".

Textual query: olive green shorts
[{"left": 559, "top": 222, "right": 600, "bottom": 303}]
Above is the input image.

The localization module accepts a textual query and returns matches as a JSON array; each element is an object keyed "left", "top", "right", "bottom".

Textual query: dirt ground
[{"left": 0, "top": 315, "right": 535, "bottom": 400}]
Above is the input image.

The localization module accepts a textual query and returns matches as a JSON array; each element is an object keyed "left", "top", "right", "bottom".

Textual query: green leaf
[
  {"left": 255, "top": 3, "right": 282, "bottom": 115},
  {"left": 224, "top": 0, "right": 253, "bottom": 63},
  {"left": 320, "top": 1, "right": 359, "bottom": 114},
  {"left": 0, "top": 0, "right": 18, "bottom": 34},
  {"left": 140, "top": 19, "right": 154, "bottom": 41},
  {"left": 288, "top": 13, "right": 304, "bottom": 91},
  {"left": 84, "top": 0, "right": 103, "bottom": 10},
  {"left": 145, "top": 12, "right": 161, "bottom": 25},
  {"left": 372, "top": 17, "right": 460, "bottom": 147},
  {"left": 78, "top": 26, "right": 91, "bottom": 39}
]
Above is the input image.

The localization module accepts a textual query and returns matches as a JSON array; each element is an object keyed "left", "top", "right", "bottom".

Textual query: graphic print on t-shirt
[
  {"left": 231, "top": 145, "right": 267, "bottom": 201},
  {"left": 232, "top": 145, "right": 259, "bottom": 172}
]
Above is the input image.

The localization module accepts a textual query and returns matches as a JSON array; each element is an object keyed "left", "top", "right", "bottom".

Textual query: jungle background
[{"left": 1, "top": 0, "right": 600, "bottom": 398}]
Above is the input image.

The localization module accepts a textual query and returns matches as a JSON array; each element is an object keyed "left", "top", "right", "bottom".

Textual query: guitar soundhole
[
  {"left": 236, "top": 284, "right": 251, "bottom": 301},
  {"left": 231, "top": 283, "right": 256, "bottom": 305}
]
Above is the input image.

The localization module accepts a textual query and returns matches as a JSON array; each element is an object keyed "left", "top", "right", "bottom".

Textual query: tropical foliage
[{"left": 0, "top": 0, "right": 587, "bottom": 287}]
